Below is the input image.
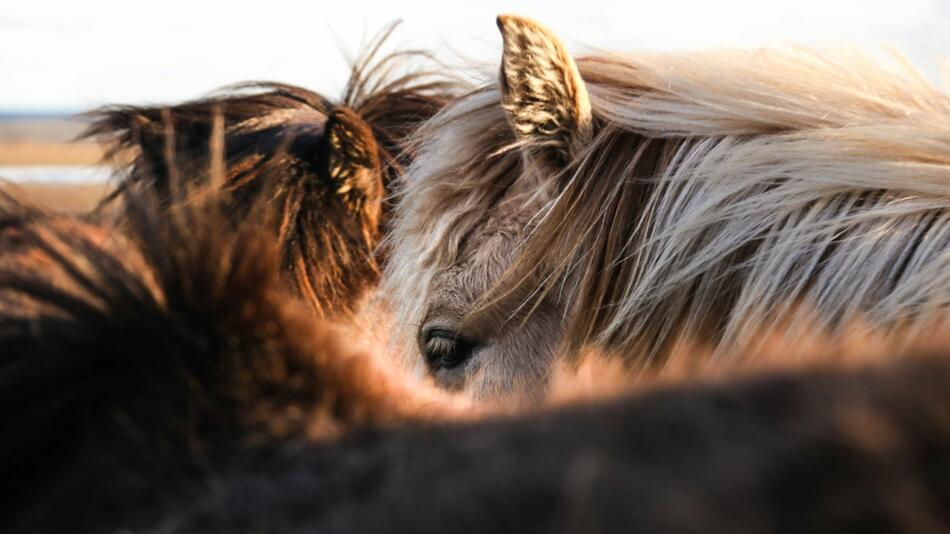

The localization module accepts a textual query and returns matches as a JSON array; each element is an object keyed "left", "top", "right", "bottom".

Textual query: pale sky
[{"left": 1, "top": 0, "right": 948, "bottom": 111}]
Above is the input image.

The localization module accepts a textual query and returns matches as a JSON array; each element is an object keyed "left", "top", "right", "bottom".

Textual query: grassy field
[
  {"left": 0, "top": 117, "right": 112, "bottom": 212},
  {"left": 2, "top": 181, "right": 111, "bottom": 214},
  {"left": 0, "top": 140, "right": 103, "bottom": 166},
  {"left": 0, "top": 117, "right": 105, "bottom": 165}
]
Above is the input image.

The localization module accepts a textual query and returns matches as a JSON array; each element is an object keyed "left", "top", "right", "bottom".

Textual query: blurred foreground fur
[
  {"left": 1, "top": 180, "right": 949, "bottom": 532},
  {"left": 0, "top": 181, "right": 468, "bottom": 522},
  {"left": 84, "top": 22, "right": 458, "bottom": 316}
]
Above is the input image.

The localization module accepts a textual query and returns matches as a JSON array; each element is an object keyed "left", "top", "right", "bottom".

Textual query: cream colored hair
[{"left": 384, "top": 15, "right": 950, "bottom": 385}]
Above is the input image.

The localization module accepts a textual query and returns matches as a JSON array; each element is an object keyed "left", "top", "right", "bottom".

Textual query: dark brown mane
[
  {"left": 336, "top": 23, "right": 459, "bottom": 197},
  {"left": 83, "top": 22, "right": 459, "bottom": 317}
]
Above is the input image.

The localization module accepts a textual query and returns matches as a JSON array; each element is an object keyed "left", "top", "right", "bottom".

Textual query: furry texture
[
  {"left": 3, "top": 175, "right": 950, "bottom": 534},
  {"left": 384, "top": 15, "right": 950, "bottom": 399},
  {"left": 6, "top": 340, "right": 950, "bottom": 532},
  {"left": 85, "top": 22, "right": 459, "bottom": 317},
  {"left": 497, "top": 14, "right": 592, "bottom": 161},
  {"left": 0, "top": 180, "right": 466, "bottom": 518}
]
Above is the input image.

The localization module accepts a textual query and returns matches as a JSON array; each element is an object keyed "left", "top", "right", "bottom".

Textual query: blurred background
[{"left": 1, "top": 0, "right": 947, "bottom": 198}]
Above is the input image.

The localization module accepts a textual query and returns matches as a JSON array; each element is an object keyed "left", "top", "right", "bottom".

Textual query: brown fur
[
  {"left": 3, "top": 175, "right": 950, "bottom": 533},
  {"left": 6, "top": 321, "right": 950, "bottom": 531},
  {"left": 0, "top": 177, "right": 467, "bottom": 514},
  {"left": 85, "top": 23, "right": 459, "bottom": 317}
]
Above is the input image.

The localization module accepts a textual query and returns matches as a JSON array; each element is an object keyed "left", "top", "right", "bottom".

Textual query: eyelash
[{"left": 423, "top": 330, "right": 477, "bottom": 371}]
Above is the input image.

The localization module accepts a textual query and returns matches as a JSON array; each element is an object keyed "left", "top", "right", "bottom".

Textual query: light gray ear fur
[{"left": 497, "top": 14, "right": 592, "bottom": 163}]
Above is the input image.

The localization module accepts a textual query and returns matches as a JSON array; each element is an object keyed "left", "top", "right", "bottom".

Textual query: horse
[
  {"left": 5, "top": 226, "right": 950, "bottom": 532},
  {"left": 383, "top": 14, "right": 950, "bottom": 400},
  {"left": 0, "top": 176, "right": 467, "bottom": 519},
  {"left": 3, "top": 167, "right": 950, "bottom": 534},
  {"left": 85, "top": 22, "right": 459, "bottom": 317}
]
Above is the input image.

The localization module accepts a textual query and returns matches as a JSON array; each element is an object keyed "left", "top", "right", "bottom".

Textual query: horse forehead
[
  {"left": 424, "top": 219, "right": 525, "bottom": 309},
  {"left": 453, "top": 201, "right": 533, "bottom": 268}
]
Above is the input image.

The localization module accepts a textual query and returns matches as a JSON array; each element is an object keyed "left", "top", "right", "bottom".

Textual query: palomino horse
[
  {"left": 385, "top": 15, "right": 950, "bottom": 400},
  {"left": 86, "top": 23, "right": 458, "bottom": 317}
]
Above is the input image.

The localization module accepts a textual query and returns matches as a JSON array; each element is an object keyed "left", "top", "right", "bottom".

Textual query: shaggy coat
[
  {"left": 0, "top": 182, "right": 463, "bottom": 520},
  {"left": 384, "top": 15, "right": 950, "bottom": 399},
  {"left": 2, "top": 173, "right": 950, "bottom": 533},
  {"left": 86, "top": 23, "right": 457, "bottom": 316}
]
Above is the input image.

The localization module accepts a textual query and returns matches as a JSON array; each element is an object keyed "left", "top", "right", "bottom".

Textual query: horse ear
[
  {"left": 496, "top": 14, "right": 592, "bottom": 164},
  {"left": 321, "top": 107, "right": 383, "bottom": 202}
]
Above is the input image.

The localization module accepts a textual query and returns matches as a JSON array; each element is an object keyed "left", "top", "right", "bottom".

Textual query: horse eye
[{"left": 422, "top": 328, "right": 477, "bottom": 371}]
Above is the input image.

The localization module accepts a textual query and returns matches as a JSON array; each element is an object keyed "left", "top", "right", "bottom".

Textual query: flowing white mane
[
  {"left": 386, "top": 43, "right": 950, "bottom": 370},
  {"left": 582, "top": 49, "right": 950, "bottom": 350}
]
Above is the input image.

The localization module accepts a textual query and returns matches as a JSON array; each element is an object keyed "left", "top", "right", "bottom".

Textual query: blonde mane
[{"left": 387, "top": 45, "right": 950, "bottom": 369}]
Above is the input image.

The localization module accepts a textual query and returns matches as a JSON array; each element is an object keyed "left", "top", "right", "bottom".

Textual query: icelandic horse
[
  {"left": 87, "top": 23, "right": 457, "bottom": 317},
  {"left": 384, "top": 15, "right": 950, "bottom": 400}
]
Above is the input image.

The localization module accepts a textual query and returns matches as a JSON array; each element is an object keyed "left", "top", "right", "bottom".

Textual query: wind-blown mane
[
  {"left": 537, "top": 49, "right": 950, "bottom": 358},
  {"left": 85, "top": 22, "right": 459, "bottom": 317},
  {"left": 387, "top": 16, "right": 950, "bottom": 391}
]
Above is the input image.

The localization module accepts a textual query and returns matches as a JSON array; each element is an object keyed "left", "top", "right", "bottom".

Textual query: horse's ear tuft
[
  {"left": 496, "top": 14, "right": 592, "bottom": 164},
  {"left": 321, "top": 107, "right": 383, "bottom": 202}
]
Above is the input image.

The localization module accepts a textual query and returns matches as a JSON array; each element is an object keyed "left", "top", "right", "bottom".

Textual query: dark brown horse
[
  {"left": 85, "top": 23, "right": 458, "bottom": 317},
  {"left": 0, "top": 176, "right": 465, "bottom": 520},
  {"left": 2, "top": 177, "right": 950, "bottom": 532}
]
